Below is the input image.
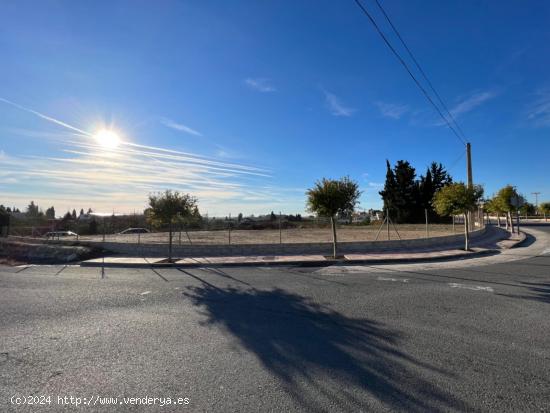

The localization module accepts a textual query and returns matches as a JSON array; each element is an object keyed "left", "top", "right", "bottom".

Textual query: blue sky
[{"left": 1, "top": 0, "right": 549, "bottom": 216}]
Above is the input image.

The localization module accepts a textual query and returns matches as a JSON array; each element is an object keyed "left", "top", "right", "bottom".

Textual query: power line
[
  {"left": 372, "top": 0, "right": 469, "bottom": 144},
  {"left": 352, "top": 0, "right": 467, "bottom": 146},
  {"left": 447, "top": 149, "right": 466, "bottom": 173}
]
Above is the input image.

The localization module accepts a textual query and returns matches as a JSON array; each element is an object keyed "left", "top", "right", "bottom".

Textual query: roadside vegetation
[
  {"left": 1, "top": 159, "right": 546, "bottom": 256},
  {"left": 306, "top": 177, "right": 361, "bottom": 258},
  {"left": 432, "top": 183, "right": 484, "bottom": 250}
]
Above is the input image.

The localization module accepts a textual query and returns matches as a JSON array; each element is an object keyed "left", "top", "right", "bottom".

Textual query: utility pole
[
  {"left": 466, "top": 142, "right": 473, "bottom": 189},
  {"left": 532, "top": 192, "right": 541, "bottom": 214},
  {"left": 466, "top": 142, "right": 474, "bottom": 230}
]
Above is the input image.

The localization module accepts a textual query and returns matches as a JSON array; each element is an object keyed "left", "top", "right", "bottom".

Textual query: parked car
[
  {"left": 119, "top": 228, "right": 150, "bottom": 234},
  {"left": 45, "top": 231, "right": 78, "bottom": 238}
]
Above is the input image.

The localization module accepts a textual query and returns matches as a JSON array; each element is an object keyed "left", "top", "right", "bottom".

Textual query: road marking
[
  {"left": 542, "top": 248, "right": 550, "bottom": 255},
  {"left": 377, "top": 277, "right": 409, "bottom": 283},
  {"left": 448, "top": 283, "right": 494, "bottom": 292},
  {"left": 140, "top": 291, "right": 151, "bottom": 295}
]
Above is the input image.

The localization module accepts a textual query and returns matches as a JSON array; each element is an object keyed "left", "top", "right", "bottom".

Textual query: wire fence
[{"left": 4, "top": 209, "right": 495, "bottom": 245}]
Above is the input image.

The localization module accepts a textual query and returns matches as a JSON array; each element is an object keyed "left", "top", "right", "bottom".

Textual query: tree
[
  {"left": 433, "top": 182, "right": 484, "bottom": 250},
  {"left": 484, "top": 197, "right": 505, "bottom": 227},
  {"left": 429, "top": 162, "right": 453, "bottom": 192},
  {"left": 71, "top": 209, "right": 77, "bottom": 220},
  {"left": 89, "top": 218, "right": 98, "bottom": 235},
  {"left": 419, "top": 162, "right": 453, "bottom": 223},
  {"left": 494, "top": 185, "right": 521, "bottom": 232},
  {"left": 26, "top": 201, "right": 40, "bottom": 218},
  {"left": 306, "top": 177, "right": 361, "bottom": 258},
  {"left": 87, "top": 208, "right": 93, "bottom": 214},
  {"left": 380, "top": 160, "right": 426, "bottom": 223},
  {"left": 45, "top": 206, "right": 56, "bottom": 219},
  {"left": 393, "top": 160, "right": 420, "bottom": 222},
  {"left": 379, "top": 160, "right": 398, "bottom": 219},
  {"left": 147, "top": 190, "right": 199, "bottom": 261},
  {"left": 0, "top": 205, "right": 10, "bottom": 236},
  {"left": 519, "top": 202, "right": 536, "bottom": 217},
  {"left": 540, "top": 202, "right": 550, "bottom": 221},
  {"left": 419, "top": 169, "right": 434, "bottom": 216},
  {"left": 80, "top": 208, "right": 85, "bottom": 217},
  {"left": 237, "top": 213, "right": 243, "bottom": 223}
]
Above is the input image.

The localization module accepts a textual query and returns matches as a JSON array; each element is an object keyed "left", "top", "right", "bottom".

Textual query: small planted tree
[
  {"left": 494, "top": 185, "right": 520, "bottom": 232},
  {"left": 484, "top": 197, "right": 505, "bottom": 227},
  {"left": 306, "top": 177, "right": 361, "bottom": 258},
  {"left": 147, "top": 190, "right": 198, "bottom": 262},
  {"left": 433, "top": 183, "right": 483, "bottom": 251}
]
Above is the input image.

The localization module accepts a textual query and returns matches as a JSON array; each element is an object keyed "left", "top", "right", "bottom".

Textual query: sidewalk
[{"left": 80, "top": 229, "right": 526, "bottom": 268}]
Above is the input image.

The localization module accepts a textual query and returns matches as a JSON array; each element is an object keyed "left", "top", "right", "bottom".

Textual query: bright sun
[{"left": 94, "top": 129, "right": 120, "bottom": 149}]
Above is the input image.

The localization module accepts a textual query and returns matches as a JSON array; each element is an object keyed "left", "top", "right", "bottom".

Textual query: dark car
[
  {"left": 119, "top": 228, "right": 150, "bottom": 234},
  {"left": 45, "top": 231, "right": 78, "bottom": 238}
]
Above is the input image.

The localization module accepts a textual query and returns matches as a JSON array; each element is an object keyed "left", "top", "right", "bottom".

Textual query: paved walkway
[{"left": 80, "top": 229, "right": 526, "bottom": 268}]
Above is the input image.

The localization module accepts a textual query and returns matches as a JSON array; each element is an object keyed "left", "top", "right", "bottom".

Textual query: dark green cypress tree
[
  {"left": 379, "top": 160, "right": 398, "bottom": 219},
  {"left": 430, "top": 162, "right": 452, "bottom": 192},
  {"left": 393, "top": 160, "right": 419, "bottom": 223}
]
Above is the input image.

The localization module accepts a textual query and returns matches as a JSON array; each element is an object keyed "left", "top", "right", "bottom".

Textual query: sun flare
[{"left": 94, "top": 129, "right": 120, "bottom": 149}]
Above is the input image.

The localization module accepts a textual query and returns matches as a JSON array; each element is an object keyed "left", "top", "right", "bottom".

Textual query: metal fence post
[
  {"left": 425, "top": 209, "right": 429, "bottom": 238},
  {"left": 279, "top": 211, "right": 282, "bottom": 244},
  {"left": 386, "top": 208, "right": 390, "bottom": 240}
]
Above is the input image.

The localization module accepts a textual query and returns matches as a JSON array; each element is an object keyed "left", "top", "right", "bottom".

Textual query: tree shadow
[
  {"left": 183, "top": 283, "right": 468, "bottom": 412},
  {"left": 498, "top": 282, "right": 550, "bottom": 305}
]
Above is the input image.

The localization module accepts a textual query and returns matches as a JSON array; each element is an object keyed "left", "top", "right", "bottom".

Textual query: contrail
[{"left": 0, "top": 97, "right": 91, "bottom": 136}]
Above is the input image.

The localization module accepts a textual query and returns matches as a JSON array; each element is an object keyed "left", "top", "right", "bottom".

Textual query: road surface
[{"left": 1, "top": 225, "right": 549, "bottom": 412}]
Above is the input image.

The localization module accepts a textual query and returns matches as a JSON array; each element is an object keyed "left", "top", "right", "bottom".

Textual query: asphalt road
[{"left": 1, "top": 225, "right": 550, "bottom": 412}]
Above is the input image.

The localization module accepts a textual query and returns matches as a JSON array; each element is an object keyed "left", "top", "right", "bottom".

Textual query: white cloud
[
  {"left": 160, "top": 117, "right": 202, "bottom": 136},
  {"left": 0, "top": 97, "right": 89, "bottom": 136},
  {"left": 374, "top": 102, "right": 409, "bottom": 119},
  {"left": 448, "top": 90, "right": 497, "bottom": 117},
  {"left": 323, "top": 90, "right": 355, "bottom": 117},
  {"left": 431, "top": 90, "right": 497, "bottom": 127},
  {"left": 0, "top": 96, "right": 311, "bottom": 215},
  {"left": 527, "top": 89, "right": 550, "bottom": 127},
  {"left": 245, "top": 78, "right": 276, "bottom": 93}
]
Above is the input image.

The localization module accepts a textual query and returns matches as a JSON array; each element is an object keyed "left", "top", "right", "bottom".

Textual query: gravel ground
[{"left": 76, "top": 224, "right": 459, "bottom": 245}]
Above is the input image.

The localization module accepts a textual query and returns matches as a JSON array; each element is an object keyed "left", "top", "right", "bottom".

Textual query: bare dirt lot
[{"left": 78, "top": 224, "right": 459, "bottom": 245}]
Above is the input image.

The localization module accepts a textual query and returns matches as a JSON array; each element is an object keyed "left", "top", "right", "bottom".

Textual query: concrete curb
[
  {"left": 508, "top": 231, "right": 528, "bottom": 248},
  {"left": 80, "top": 248, "right": 501, "bottom": 269},
  {"left": 79, "top": 226, "right": 532, "bottom": 269}
]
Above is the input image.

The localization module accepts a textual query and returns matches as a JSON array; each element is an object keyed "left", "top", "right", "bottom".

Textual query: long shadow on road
[
  {"left": 183, "top": 282, "right": 468, "bottom": 412},
  {"left": 497, "top": 281, "right": 550, "bottom": 305}
]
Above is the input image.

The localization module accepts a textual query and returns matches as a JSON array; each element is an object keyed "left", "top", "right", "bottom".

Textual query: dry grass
[{"left": 78, "top": 224, "right": 459, "bottom": 245}]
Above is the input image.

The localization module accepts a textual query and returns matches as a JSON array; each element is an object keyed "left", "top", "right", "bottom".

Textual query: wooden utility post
[
  {"left": 466, "top": 142, "right": 474, "bottom": 231},
  {"left": 466, "top": 143, "right": 473, "bottom": 189}
]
